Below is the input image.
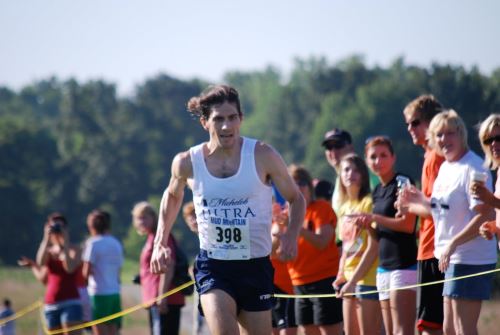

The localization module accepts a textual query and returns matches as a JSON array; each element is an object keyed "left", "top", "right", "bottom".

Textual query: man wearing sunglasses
[{"left": 402, "top": 94, "right": 445, "bottom": 335}]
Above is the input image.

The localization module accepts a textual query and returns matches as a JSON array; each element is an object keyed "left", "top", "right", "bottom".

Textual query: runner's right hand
[{"left": 150, "top": 243, "right": 172, "bottom": 274}]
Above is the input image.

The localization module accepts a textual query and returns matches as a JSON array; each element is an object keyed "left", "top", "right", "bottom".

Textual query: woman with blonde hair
[
  {"left": 132, "top": 201, "right": 185, "bottom": 335},
  {"left": 400, "top": 110, "right": 496, "bottom": 335},
  {"left": 471, "top": 114, "right": 500, "bottom": 249}
]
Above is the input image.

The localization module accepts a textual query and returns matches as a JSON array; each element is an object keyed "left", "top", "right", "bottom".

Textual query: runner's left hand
[{"left": 276, "top": 230, "right": 297, "bottom": 261}]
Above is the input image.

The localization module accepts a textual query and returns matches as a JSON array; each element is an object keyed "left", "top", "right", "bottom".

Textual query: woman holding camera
[{"left": 36, "top": 212, "right": 83, "bottom": 335}]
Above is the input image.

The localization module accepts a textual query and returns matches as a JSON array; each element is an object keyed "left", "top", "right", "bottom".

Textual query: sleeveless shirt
[
  {"left": 45, "top": 258, "right": 80, "bottom": 304},
  {"left": 190, "top": 137, "right": 273, "bottom": 260}
]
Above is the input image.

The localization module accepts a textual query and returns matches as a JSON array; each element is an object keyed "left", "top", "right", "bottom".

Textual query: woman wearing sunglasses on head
[{"left": 471, "top": 114, "right": 500, "bottom": 249}]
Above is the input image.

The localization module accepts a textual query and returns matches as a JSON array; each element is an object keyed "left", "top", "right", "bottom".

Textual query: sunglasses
[
  {"left": 483, "top": 135, "right": 500, "bottom": 146},
  {"left": 324, "top": 141, "right": 346, "bottom": 151},
  {"left": 405, "top": 119, "right": 421, "bottom": 128}
]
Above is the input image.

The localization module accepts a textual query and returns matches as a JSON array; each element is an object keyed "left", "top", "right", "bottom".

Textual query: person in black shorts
[
  {"left": 401, "top": 95, "right": 445, "bottom": 334},
  {"left": 150, "top": 85, "right": 306, "bottom": 335}
]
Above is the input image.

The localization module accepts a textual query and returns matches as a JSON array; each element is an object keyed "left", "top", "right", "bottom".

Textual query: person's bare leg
[
  {"left": 421, "top": 327, "right": 443, "bottom": 335},
  {"left": 391, "top": 289, "right": 416, "bottom": 334},
  {"left": 343, "top": 297, "right": 360, "bottom": 335},
  {"left": 279, "top": 327, "right": 298, "bottom": 335},
  {"left": 358, "top": 299, "right": 382, "bottom": 335},
  {"left": 238, "top": 309, "right": 273, "bottom": 335},
  {"left": 380, "top": 300, "right": 392, "bottom": 335},
  {"left": 300, "top": 325, "right": 321, "bottom": 335},
  {"left": 62, "top": 321, "right": 82, "bottom": 335},
  {"left": 200, "top": 289, "right": 239, "bottom": 335},
  {"left": 96, "top": 323, "right": 118, "bottom": 335},
  {"left": 452, "top": 298, "right": 481, "bottom": 335},
  {"left": 319, "top": 323, "right": 343, "bottom": 335},
  {"left": 442, "top": 297, "right": 455, "bottom": 335}
]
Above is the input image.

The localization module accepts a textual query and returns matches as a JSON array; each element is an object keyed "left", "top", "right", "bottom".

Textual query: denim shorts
[
  {"left": 44, "top": 299, "right": 83, "bottom": 330},
  {"left": 443, "top": 263, "right": 496, "bottom": 300},
  {"left": 355, "top": 285, "right": 379, "bottom": 300}
]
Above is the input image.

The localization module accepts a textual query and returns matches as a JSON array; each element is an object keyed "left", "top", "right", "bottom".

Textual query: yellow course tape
[
  {"left": 0, "top": 300, "right": 43, "bottom": 327},
  {"left": 3, "top": 267, "right": 499, "bottom": 333},
  {"left": 41, "top": 280, "right": 195, "bottom": 335},
  {"left": 274, "top": 267, "right": 500, "bottom": 298}
]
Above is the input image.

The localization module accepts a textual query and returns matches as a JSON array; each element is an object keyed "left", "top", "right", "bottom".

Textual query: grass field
[
  {"left": 1, "top": 263, "right": 499, "bottom": 334},
  {"left": 0, "top": 260, "right": 152, "bottom": 334}
]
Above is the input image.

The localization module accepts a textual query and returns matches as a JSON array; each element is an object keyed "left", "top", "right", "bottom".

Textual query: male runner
[{"left": 150, "top": 85, "right": 306, "bottom": 335}]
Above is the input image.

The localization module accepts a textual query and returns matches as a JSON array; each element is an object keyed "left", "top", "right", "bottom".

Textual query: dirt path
[{"left": 120, "top": 285, "right": 208, "bottom": 335}]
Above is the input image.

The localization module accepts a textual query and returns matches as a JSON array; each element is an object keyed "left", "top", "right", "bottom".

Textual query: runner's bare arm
[
  {"left": 151, "top": 151, "right": 191, "bottom": 274},
  {"left": 256, "top": 142, "right": 305, "bottom": 260}
]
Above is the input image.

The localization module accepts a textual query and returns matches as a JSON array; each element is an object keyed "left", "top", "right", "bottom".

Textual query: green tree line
[{"left": 1, "top": 55, "right": 499, "bottom": 265}]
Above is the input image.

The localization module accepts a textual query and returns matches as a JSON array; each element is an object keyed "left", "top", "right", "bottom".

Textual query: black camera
[{"left": 49, "top": 222, "right": 63, "bottom": 234}]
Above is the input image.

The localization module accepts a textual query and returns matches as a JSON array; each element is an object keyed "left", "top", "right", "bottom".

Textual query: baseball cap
[{"left": 321, "top": 128, "right": 352, "bottom": 148}]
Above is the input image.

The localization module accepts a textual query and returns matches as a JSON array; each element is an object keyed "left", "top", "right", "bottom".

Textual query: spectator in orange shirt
[
  {"left": 287, "top": 165, "right": 343, "bottom": 335},
  {"left": 270, "top": 199, "right": 297, "bottom": 335},
  {"left": 402, "top": 95, "right": 445, "bottom": 335}
]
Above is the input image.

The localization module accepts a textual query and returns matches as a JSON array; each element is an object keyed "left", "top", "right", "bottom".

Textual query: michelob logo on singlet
[{"left": 190, "top": 137, "right": 273, "bottom": 260}]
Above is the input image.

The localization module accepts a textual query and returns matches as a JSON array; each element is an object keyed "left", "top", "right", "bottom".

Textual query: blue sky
[{"left": 1, "top": 0, "right": 499, "bottom": 95}]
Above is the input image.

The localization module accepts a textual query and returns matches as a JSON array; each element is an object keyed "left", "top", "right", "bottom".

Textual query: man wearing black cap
[{"left": 321, "top": 128, "right": 355, "bottom": 215}]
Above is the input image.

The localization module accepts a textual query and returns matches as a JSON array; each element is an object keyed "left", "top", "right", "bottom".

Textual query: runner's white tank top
[{"left": 190, "top": 137, "right": 273, "bottom": 260}]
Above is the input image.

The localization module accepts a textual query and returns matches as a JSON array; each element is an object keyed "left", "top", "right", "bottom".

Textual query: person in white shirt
[
  {"left": 82, "top": 209, "right": 124, "bottom": 335},
  {"left": 150, "top": 84, "right": 306, "bottom": 335},
  {"left": 399, "top": 110, "right": 496, "bottom": 335}
]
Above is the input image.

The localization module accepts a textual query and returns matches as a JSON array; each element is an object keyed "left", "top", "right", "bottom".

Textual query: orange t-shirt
[
  {"left": 271, "top": 257, "right": 294, "bottom": 294},
  {"left": 288, "top": 200, "right": 339, "bottom": 286},
  {"left": 270, "top": 221, "right": 294, "bottom": 294},
  {"left": 418, "top": 149, "right": 445, "bottom": 260}
]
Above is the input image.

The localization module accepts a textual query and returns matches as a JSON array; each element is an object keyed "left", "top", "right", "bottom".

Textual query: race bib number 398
[{"left": 206, "top": 217, "right": 250, "bottom": 260}]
